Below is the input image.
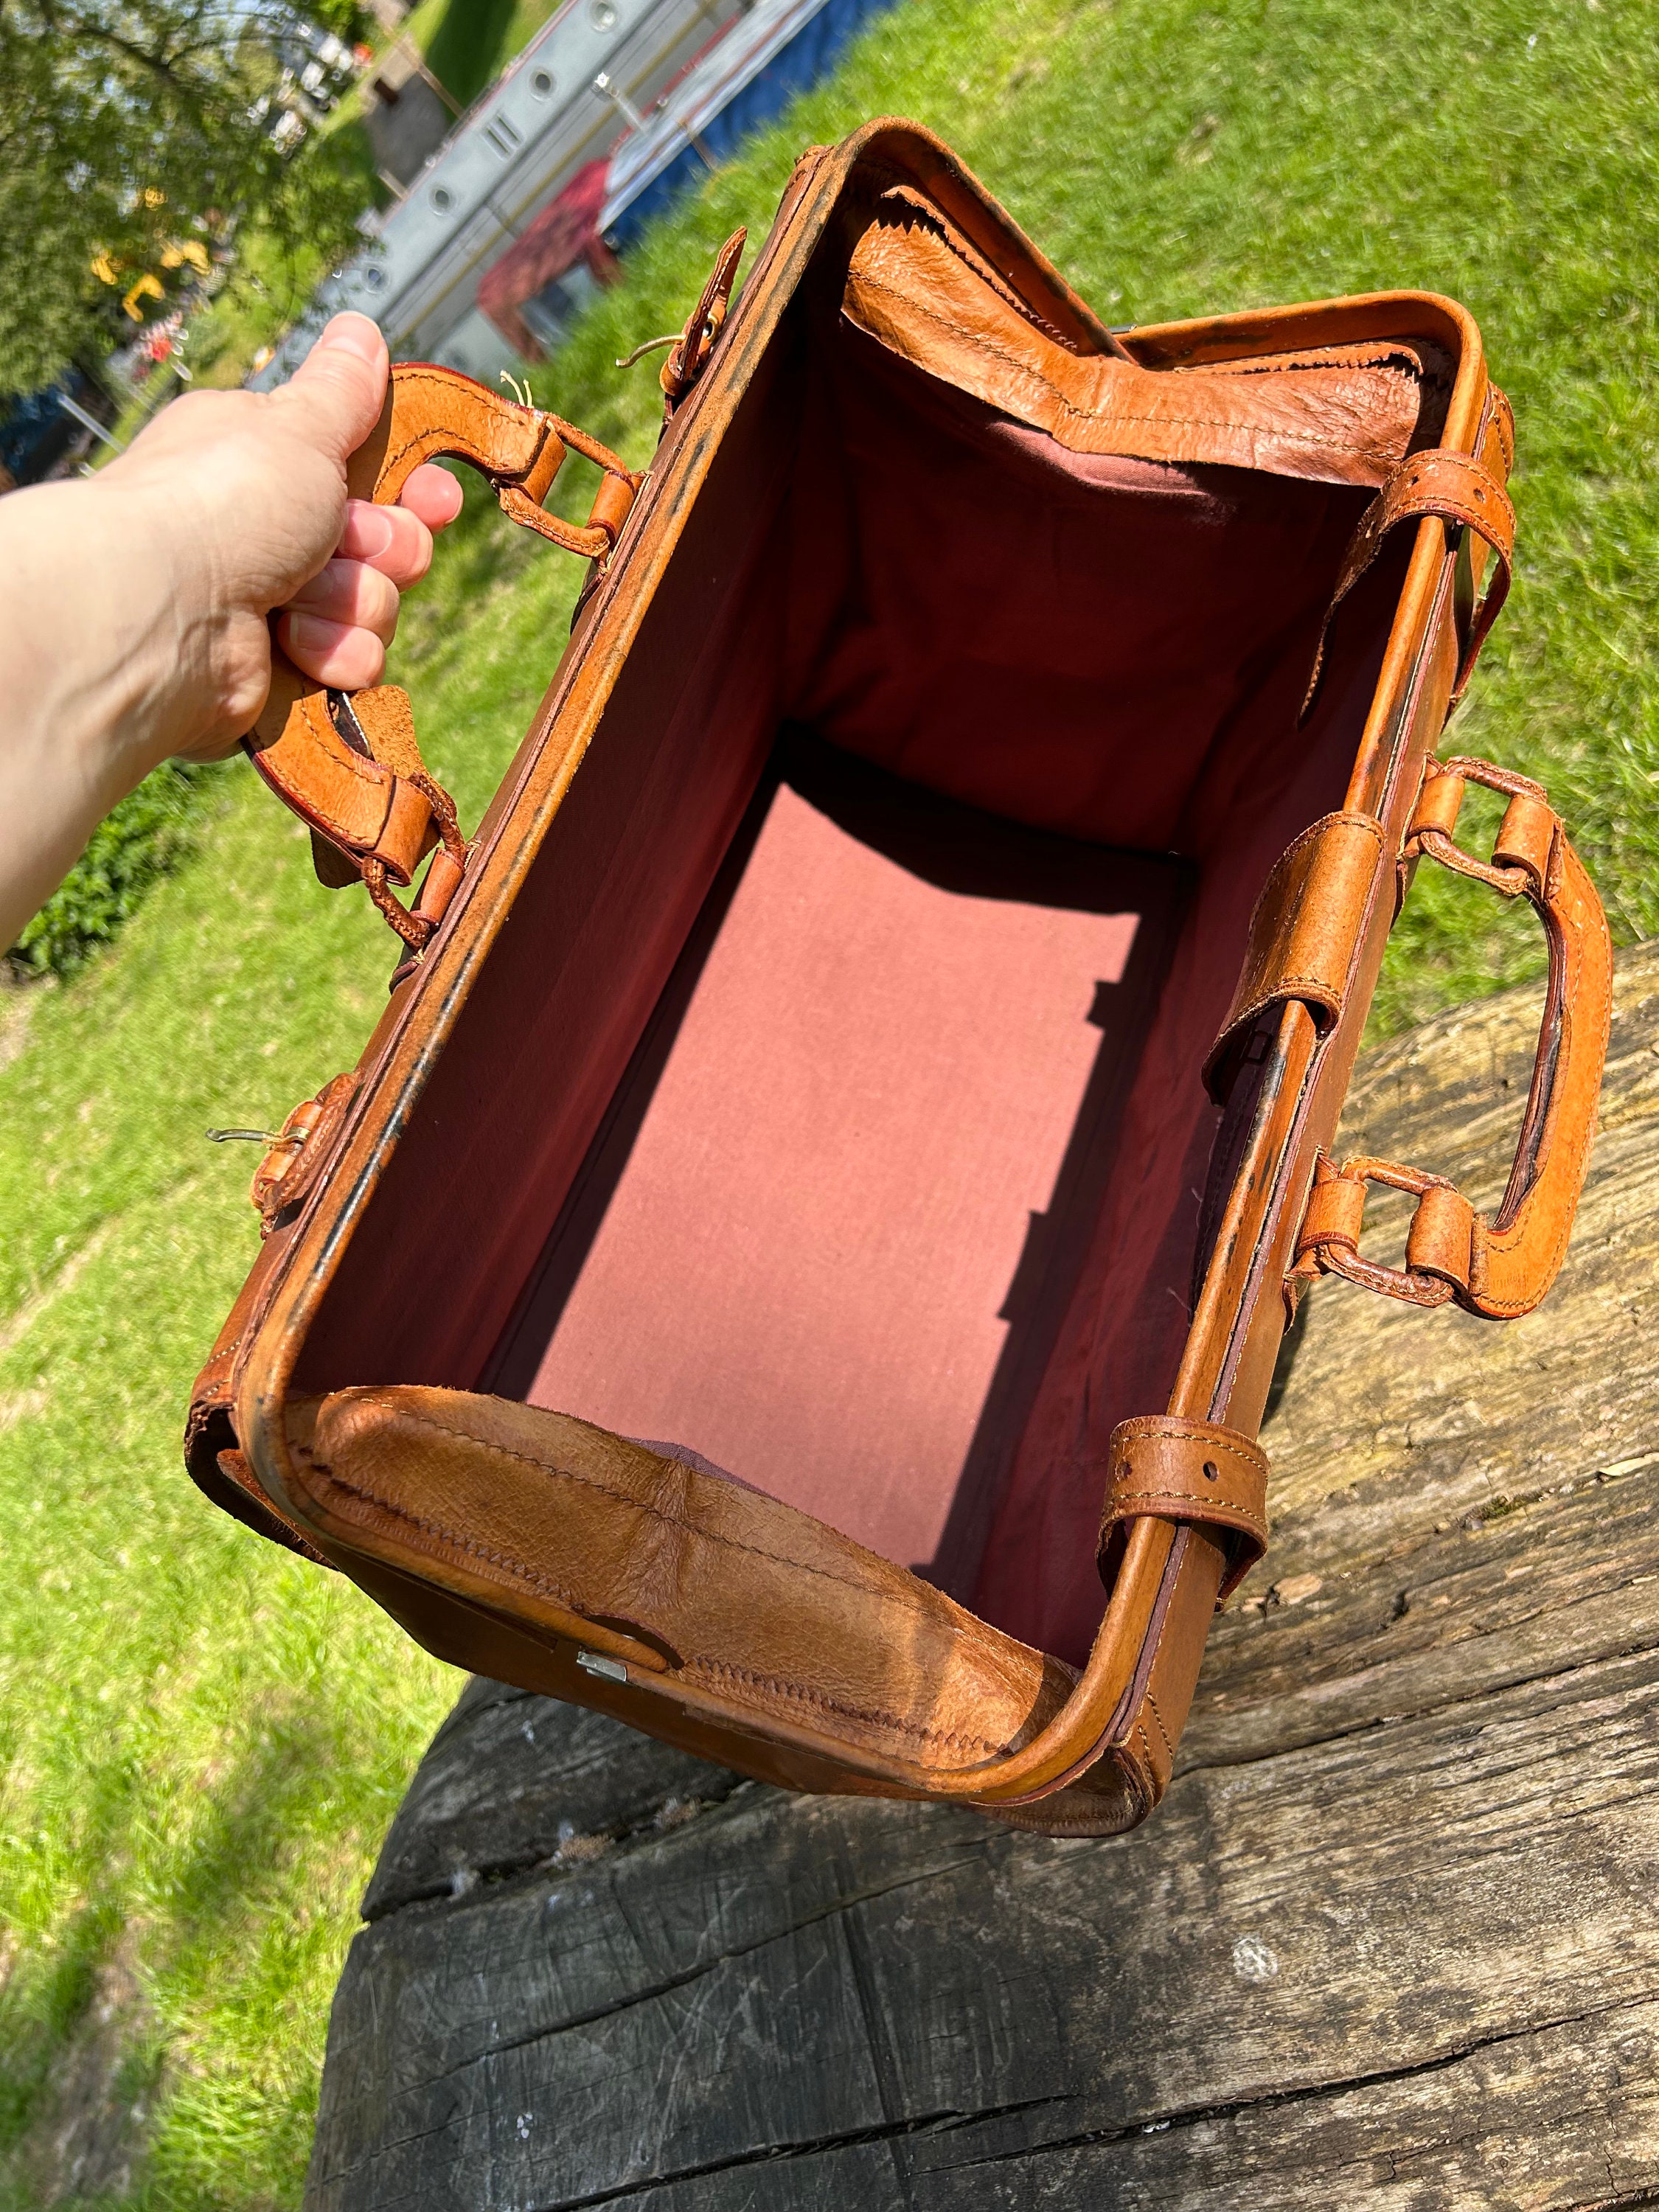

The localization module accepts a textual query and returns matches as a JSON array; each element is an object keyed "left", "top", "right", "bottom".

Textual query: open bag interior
[{"left": 298, "top": 166, "right": 1451, "bottom": 1670}]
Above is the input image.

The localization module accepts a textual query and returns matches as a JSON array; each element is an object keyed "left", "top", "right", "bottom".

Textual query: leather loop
[
  {"left": 1405, "top": 1182, "right": 1477, "bottom": 1291},
  {"left": 1494, "top": 791, "right": 1557, "bottom": 894},
  {"left": 1294, "top": 752, "right": 1610, "bottom": 1320},
  {"left": 661, "top": 229, "right": 747, "bottom": 411},
  {"left": 251, "top": 1072, "right": 358, "bottom": 1237},
  {"left": 243, "top": 362, "right": 640, "bottom": 948},
  {"left": 1301, "top": 445, "right": 1514, "bottom": 719},
  {"left": 1205, "top": 812, "right": 1386, "bottom": 1101},
  {"left": 1099, "top": 1416, "right": 1269, "bottom": 1605}
]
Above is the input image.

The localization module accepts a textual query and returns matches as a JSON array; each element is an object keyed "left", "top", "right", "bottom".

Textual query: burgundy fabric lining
[
  {"left": 301, "top": 286, "right": 1413, "bottom": 1665},
  {"left": 506, "top": 733, "right": 1190, "bottom": 1597}
]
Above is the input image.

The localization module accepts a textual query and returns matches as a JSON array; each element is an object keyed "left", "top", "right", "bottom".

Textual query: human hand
[{"left": 99, "top": 311, "right": 463, "bottom": 766}]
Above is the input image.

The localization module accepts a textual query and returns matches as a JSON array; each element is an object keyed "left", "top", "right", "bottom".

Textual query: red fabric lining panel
[
  {"left": 784, "top": 321, "right": 1374, "bottom": 846},
  {"left": 504, "top": 733, "right": 1191, "bottom": 1603},
  {"left": 296, "top": 359, "right": 800, "bottom": 1395}
]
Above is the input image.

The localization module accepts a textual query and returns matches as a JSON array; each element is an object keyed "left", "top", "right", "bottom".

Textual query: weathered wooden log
[{"left": 307, "top": 942, "right": 1659, "bottom": 2212}]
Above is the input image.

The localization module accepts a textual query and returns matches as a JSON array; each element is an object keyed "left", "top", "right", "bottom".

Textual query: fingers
[
  {"left": 400, "top": 462, "right": 465, "bottom": 531},
  {"left": 335, "top": 463, "right": 462, "bottom": 585},
  {"left": 275, "top": 313, "right": 389, "bottom": 467},
  {"left": 276, "top": 608, "right": 387, "bottom": 692},
  {"left": 287, "top": 555, "right": 400, "bottom": 639},
  {"left": 337, "top": 500, "right": 434, "bottom": 588},
  {"left": 277, "top": 554, "right": 400, "bottom": 687}
]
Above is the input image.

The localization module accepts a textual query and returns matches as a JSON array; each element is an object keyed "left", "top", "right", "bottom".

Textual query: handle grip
[
  {"left": 243, "top": 362, "right": 639, "bottom": 944},
  {"left": 1294, "top": 755, "right": 1611, "bottom": 1318}
]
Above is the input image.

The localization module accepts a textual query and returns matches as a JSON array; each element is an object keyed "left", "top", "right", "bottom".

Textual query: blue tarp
[
  {"left": 604, "top": 0, "right": 894, "bottom": 255},
  {"left": 0, "top": 383, "right": 77, "bottom": 486}
]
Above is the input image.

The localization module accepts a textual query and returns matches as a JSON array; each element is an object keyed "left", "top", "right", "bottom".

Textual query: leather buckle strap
[
  {"left": 1301, "top": 444, "right": 1515, "bottom": 721},
  {"left": 659, "top": 229, "right": 746, "bottom": 413},
  {"left": 1099, "top": 1416, "right": 1269, "bottom": 1606}
]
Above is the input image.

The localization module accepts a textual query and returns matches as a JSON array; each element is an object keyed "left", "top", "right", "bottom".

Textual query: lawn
[{"left": 3, "top": 0, "right": 1658, "bottom": 2201}]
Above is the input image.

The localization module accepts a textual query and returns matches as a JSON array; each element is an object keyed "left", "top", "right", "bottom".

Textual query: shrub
[{"left": 8, "top": 762, "right": 210, "bottom": 979}]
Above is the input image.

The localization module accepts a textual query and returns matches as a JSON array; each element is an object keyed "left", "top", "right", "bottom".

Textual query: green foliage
[
  {"left": 0, "top": 1, "right": 372, "bottom": 400},
  {"left": 8, "top": 763, "right": 212, "bottom": 980},
  {"left": 1, "top": 0, "right": 1658, "bottom": 2202}
]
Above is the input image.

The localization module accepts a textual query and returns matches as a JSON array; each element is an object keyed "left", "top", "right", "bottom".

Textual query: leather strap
[
  {"left": 1204, "top": 812, "right": 1386, "bottom": 1101},
  {"left": 1301, "top": 445, "right": 1514, "bottom": 717},
  {"left": 660, "top": 229, "right": 746, "bottom": 413},
  {"left": 1098, "top": 1416, "right": 1269, "bottom": 1605}
]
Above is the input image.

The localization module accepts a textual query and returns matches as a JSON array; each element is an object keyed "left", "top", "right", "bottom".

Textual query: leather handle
[
  {"left": 1293, "top": 754, "right": 1611, "bottom": 1319},
  {"left": 243, "top": 362, "right": 639, "bottom": 940}
]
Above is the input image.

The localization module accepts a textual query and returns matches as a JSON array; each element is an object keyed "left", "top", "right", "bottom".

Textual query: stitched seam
[
  {"left": 1144, "top": 1691, "right": 1175, "bottom": 1766},
  {"left": 313, "top": 1461, "right": 591, "bottom": 1615},
  {"left": 855, "top": 164, "right": 1082, "bottom": 349},
  {"left": 380, "top": 366, "right": 541, "bottom": 485},
  {"left": 360, "top": 1403, "right": 942, "bottom": 1624},
  {"left": 1110, "top": 1486, "right": 1265, "bottom": 1522},
  {"left": 310, "top": 1458, "right": 1016, "bottom": 1757},
  {"left": 265, "top": 703, "right": 391, "bottom": 848},
  {"left": 1114, "top": 1427, "right": 1265, "bottom": 1473},
  {"left": 686, "top": 1658, "right": 1009, "bottom": 1756},
  {"left": 848, "top": 272, "right": 1406, "bottom": 460}
]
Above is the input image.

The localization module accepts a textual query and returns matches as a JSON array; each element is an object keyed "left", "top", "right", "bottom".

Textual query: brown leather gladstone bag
[{"left": 187, "top": 120, "right": 1610, "bottom": 1836}]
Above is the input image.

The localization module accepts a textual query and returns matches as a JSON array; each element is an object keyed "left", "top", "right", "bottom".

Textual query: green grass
[{"left": 3, "top": 0, "right": 1658, "bottom": 2201}]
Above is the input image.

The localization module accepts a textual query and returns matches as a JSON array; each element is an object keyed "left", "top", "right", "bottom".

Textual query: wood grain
[{"left": 307, "top": 942, "right": 1659, "bottom": 2212}]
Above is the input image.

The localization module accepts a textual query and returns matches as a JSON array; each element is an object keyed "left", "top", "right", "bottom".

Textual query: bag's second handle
[
  {"left": 1293, "top": 755, "right": 1611, "bottom": 1319},
  {"left": 243, "top": 362, "right": 639, "bottom": 949}
]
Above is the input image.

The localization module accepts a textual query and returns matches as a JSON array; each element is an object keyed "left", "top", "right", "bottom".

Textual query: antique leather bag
[{"left": 186, "top": 119, "right": 1610, "bottom": 1835}]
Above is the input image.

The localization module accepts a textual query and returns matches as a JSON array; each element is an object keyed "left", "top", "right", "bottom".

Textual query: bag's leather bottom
[{"left": 273, "top": 1387, "right": 1147, "bottom": 1835}]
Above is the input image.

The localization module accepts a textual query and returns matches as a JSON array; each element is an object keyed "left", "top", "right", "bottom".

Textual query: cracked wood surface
[{"left": 307, "top": 942, "right": 1659, "bottom": 2212}]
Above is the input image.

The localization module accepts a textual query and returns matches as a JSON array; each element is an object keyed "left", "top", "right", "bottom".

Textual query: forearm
[
  {"left": 0, "top": 477, "right": 195, "bottom": 951},
  {"left": 0, "top": 316, "right": 460, "bottom": 959}
]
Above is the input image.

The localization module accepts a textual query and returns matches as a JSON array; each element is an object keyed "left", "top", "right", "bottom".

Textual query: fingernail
[
  {"left": 351, "top": 506, "right": 396, "bottom": 555},
  {"left": 317, "top": 313, "right": 384, "bottom": 364},
  {"left": 285, "top": 611, "right": 338, "bottom": 653}
]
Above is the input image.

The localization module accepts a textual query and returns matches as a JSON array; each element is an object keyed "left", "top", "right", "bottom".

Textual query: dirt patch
[{"left": 0, "top": 1937, "right": 160, "bottom": 2208}]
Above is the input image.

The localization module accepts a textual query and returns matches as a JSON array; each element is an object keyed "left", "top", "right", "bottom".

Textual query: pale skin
[{"left": 0, "top": 312, "right": 464, "bottom": 953}]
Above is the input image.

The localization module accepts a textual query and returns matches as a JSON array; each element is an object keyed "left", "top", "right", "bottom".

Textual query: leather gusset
[
  {"left": 842, "top": 206, "right": 1447, "bottom": 492},
  {"left": 287, "top": 1386, "right": 1085, "bottom": 1781}
]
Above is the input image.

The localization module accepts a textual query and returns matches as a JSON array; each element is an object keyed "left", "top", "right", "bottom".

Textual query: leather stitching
[
  {"left": 378, "top": 365, "right": 542, "bottom": 487},
  {"left": 313, "top": 1461, "right": 590, "bottom": 1616},
  {"left": 1108, "top": 1487, "right": 1264, "bottom": 1526},
  {"left": 307, "top": 1451, "right": 1018, "bottom": 1761},
  {"left": 1112, "top": 1424, "right": 1265, "bottom": 1475},
  {"left": 340, "top": 1402, "right": 948, "bottom": 1625},
  {"left": 1475, "top": 854, "right": 1610, "bottom": 1315},
  {"left": 1144, "top": 1690, "right": 1175, "bottom": 1766},
  {"left": 686, "top": 1658, "right": 1012, "bottom": 1757}
]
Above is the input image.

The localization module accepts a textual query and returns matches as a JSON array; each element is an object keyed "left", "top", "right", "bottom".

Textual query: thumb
[{"left": 276, "top": 313, "right": 389, "bottom": 465}]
